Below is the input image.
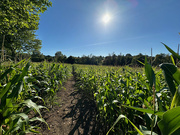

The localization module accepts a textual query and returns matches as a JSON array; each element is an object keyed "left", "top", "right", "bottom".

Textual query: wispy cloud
[
  {"left": 122, "top": 33, "right": 161, "bottom": 41},
  {"left": 55, "top": 41, "right": 117, "bottom": 54},
  {"left": 85, "top": 41, "right": 116, "bottom": 47},
  {"left": 123, "top": 35, "right": 148, "bottom": 40}
]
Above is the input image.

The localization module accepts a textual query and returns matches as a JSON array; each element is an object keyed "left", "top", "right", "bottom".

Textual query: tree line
[{"left": 14, "top": 50, "right": 174, "bottom": 67}]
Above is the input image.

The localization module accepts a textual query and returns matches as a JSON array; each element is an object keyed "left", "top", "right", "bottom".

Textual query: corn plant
[
  {"left": 73, "top": 58, "right": 179, "bottom": 134},
  {"left": 73, "top": 65, "right": 160, "bottom": 134},
  {"left": 0, "top": 60, "right": 48, "bottom": 134},
  {"left": 30, "top": 62, "right": 71, "bottom": 106},
  {"left": 0, "top": 60, "right": 71, "bottom": 134},
  {"left": 107, "top": 44, "right": 180, "bottom": 135}
]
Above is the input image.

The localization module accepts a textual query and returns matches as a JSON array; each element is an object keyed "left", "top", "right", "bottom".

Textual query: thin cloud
[
  {"left": 61, "top": 41, "right": 117, "bottom": 51},
  {"left": 124, "top": 35, "right": 148, "bottom": 40},
  {"left": 85, "top": 41, "right": 116, "bottom": 47}
]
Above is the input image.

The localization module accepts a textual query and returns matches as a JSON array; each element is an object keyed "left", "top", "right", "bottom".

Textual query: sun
[{"left": 102, "top": 14, "right": 111, "bottom": 24}]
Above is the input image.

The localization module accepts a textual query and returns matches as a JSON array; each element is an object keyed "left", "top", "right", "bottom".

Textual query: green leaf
[
  {"left": 12, "top": 113, "right": 29, "bottom": 125},
  {"left": 106, "top": 114, "right": 143, "bottom": 135},
  {"left": 139, "top": 125, "right": 158, "bottom": 135},
  {"left": 13, "top": 59, "right": 26, "bottom": 68},
  {"left": 29, "top": 117, "right": 49, "bottom": 130},
  {"left": 3, "top": 98, "right": 13, "bottom": 117},
  {"left": 137, "top": 60, "right": 145, "bottom": 66},
  {"left": 171, "top": 128, "right": 180, "bottom": 135},
  {"left": 156, "top": 94, "right": 166, "bottom": 112},
  {"left": 145, "top": 57, "right": 155, "bottom": 88},
  {"left": 171, "top": 85, "right": 180, "bottom": 109},
  {"left": 158, "top": 106, "right": 180, "bottom": 135},
  {"left": 21, "top": 99, "right": 46, "bottom": 117},
  {"left": 33, "top": 96, "right": 46, "bottom": 105},
  {"left": 125, "top": 105, "right": 154, "bottom": 113},
  {"left": 0, "top": 67, "right": 14, "bottom": 80},
  {"left": 0, "top": 82, "right": 11, "bottom": 99},
  {"left": 8, "top": 80, "right": 23, "bottom": 99},
  {"left": 6, "top": 117, "right": 20, "bottom": 134},
  {"left": 160, "top": 63, "right": 180, "bottom": 96},
  {"left": 17, "top": 62, "right": 30, "bottom": 82},
  {"left": 171, "top": 55, "right": 176, "bottom": 65},
  {"left": 162, "top": 43, "right": 180, "bottom": 60},
  {"left": 144, "top": 99, "right": 153, "bottom": 110},
  {"left": 29, "top": 129, "right": 40, "bottom": 133},
  {"left": 123, "top": 105, "right": 164, "bottom": 118}
]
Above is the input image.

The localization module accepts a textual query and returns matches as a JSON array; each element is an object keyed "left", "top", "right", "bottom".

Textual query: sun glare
[{"left": 102, "top": 14, "right": 111, "bottom": 24}]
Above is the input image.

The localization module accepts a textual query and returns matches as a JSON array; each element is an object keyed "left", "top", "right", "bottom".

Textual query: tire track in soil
[{"left": 39, "top": 77, "right": 103, "bottom": 135}]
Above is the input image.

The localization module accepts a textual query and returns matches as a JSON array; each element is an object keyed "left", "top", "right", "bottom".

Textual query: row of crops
[
  {"left": 0, "top": 60, "right": 71, "bottom": 134},
  {"left": 73, "top": 45, "right": 180, "bottom": 135},
  {"left": 1, "top": 44, "right": 180, "bottom": 135}
]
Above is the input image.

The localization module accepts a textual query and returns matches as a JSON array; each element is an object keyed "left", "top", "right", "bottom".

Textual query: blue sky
[{"left": 36, "top": 0, "right": 180, "bottom": 57}]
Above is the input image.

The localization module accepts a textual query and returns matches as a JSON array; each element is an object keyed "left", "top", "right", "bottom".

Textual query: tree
[
  {"left": 153, "top": 53, "right": 171, "bottom": 66},
  {"left": 1, "top": 30, "right": 42, "bottom": 61},
  {"left": 0, "top": 0, "right": 52, "bottom": 61},
  {"left": 31, "top": 50, "right": 44, "bottom": 62},
  {"left": 55, "top": 51, "right": 66, "bottom": 62},
  {"left": 125, "top": 53, "right": 132, "bottom": 65},
  {"left": 66, "top": 56, "right": 75, "bottom": 64},
  {"left": 111, "top": 53, "right": 117, "bottom": 66},
  {"left": 0, "top": 0, "right": 52, "bottom": 34},
  {"left": 131, "top": 53, "right": 145, "bottom": 67},
  {"left": 45, "top": 55, "right": 54, "bottom": 62}
]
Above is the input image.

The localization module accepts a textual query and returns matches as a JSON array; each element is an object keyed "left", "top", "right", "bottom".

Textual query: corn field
[
  {"left": 0, "top": 60, "right": 71, "bottom": 134},
  {"left": 1, "top": 45, "right": 180, "bottom": 135},
  {"left": 73, "top": 44, "right": 180, "bottom": 135}
]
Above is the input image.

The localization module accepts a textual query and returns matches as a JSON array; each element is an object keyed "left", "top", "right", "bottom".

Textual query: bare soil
[{"left": 38, "top": 77, "right": 103, "bottom": 135}]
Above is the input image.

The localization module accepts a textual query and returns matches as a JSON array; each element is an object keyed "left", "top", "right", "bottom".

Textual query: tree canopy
[
  {"left": 0, "top": 0, "right": 52, "bottom": 35},
  {"left": 0, "top": 0, "right": 52, "bottom": 61}
]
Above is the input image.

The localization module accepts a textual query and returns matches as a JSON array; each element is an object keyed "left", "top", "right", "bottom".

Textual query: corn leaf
[
  {"left": 162, "top": 43, "right": 180, "bottom": 60},
  {"left": 12, "top": 113, "right": 29, "bottom": 125},
  {"left": 17, "top": 62, "right": 30, "bottom": 82},
  {"left": 21, "top": 99, "right": 46, "bottom": 118},
  {"left": 171, "top": 55, "right": 176, "bottom": 65},
  {"left": 106, "top": 114, "right": 143, "bottom": 135},
  {"left": 139, "top": 125, "right": 158, "bottom": 135},
  {"left": 0, "top": 82, "right": 11, "bottom": 99},
  {"left": 160, "top": 63, "right": 180, "bottom": 96},
  {"left": 123, "top": 105, "right": 164, "bottom": 118},
  {"left": 29, "top": 117, "right": 49, "bottom": 130},
  {"left": 3, "top": 98, "right": 13, "bottom": 117},
  {"left": 145, "top": 57, "right": 155, "bottom": 88},
  {"left": 8, "top": 80, "right": 23, "bottom": 99},
  {"left": 158, "top": 106, "right": 180, "bottom": 135},
  {"left": 0, "top": 67, "right": 14, "bottom": 80},
  {"left": 171, "top": 85, "right": 180, "bottom": 109}
]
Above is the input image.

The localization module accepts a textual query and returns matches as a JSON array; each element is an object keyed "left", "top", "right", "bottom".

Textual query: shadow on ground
[{"left": 63, "top": 88, "right": 103, "bottom": 135}]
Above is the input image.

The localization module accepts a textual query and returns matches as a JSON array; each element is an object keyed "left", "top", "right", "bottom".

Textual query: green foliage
[
  {"left": 0, "top": 0, "right": 52, "bottom": 61},
  {"left": 0, "top": 60, "right": 71, "bottom": 134},
  {"left": 73, "top": 64, "right": 162, "bottom": 134},
  {"left": 55, "top": 51, "right": 66, "bottom": 63},
  {"left": 158, "top": 106, "right": 180, "bottom": 135},
  {"left": 0, "top": 0, "right": 52, "bottom": 35},
  {"left": 73, "top": 44, "right": 180, "bottom": 134},
  {"left": 145, "top": 57, "right": 155, "bottom": 88},
  {"left": 122, "top": 44, "right": 180, "bottom": 134},
  {"left": 160, "top": 63, "right": 180, "bottom": 96},
  {"left": 0, "top": 60, "right": 45, "bottom": 134},
  {"left": 106, "top": 114, "right": 143, "bottom": 135}
]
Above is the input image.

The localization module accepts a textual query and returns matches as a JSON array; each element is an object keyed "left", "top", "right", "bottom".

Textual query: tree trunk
[
  {"left": 1, "top": 35, "right": 5, "bottom": 62},
  {"left": 11, "top": 48, "right": 16, "bottom": 62}
]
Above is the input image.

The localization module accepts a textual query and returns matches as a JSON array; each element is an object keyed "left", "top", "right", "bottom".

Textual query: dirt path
[{"left": 39, "top": 77, "right": 103, "bottom": 135}]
